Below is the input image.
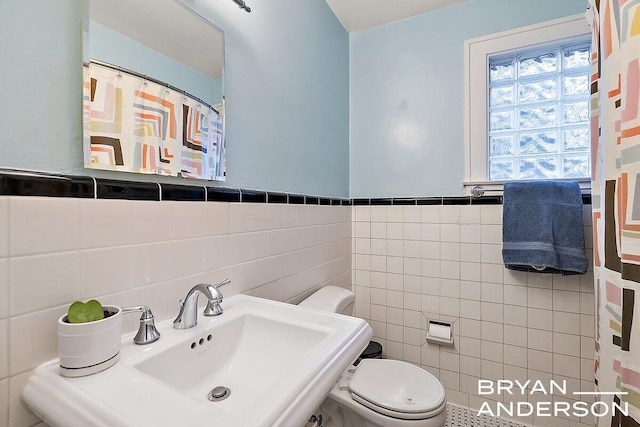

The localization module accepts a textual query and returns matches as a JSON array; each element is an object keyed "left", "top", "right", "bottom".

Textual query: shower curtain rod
[
  {"left": 231, "top": 0, "right": 251, "bottom": 12},
  {"left": 84, "top": 60, "right": 220, "bottom": 115}
]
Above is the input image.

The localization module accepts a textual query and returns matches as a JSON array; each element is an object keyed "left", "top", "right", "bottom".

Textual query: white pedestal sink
[{"left": 22, "top": 294, "right": 372, "bottom": 427}]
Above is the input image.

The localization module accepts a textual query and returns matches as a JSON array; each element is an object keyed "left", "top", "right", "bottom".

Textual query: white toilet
[{"left": 300, "top": 286, "right": 447, "bottom": 427}]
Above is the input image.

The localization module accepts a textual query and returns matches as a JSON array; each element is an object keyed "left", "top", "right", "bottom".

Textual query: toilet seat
[{"left": 348, "top": 359, "right": 446, "bottom": 421}]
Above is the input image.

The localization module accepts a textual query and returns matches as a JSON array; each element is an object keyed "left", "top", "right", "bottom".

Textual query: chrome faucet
[{"left": 173, "top": 279, "right": 230, "bottom": 329}]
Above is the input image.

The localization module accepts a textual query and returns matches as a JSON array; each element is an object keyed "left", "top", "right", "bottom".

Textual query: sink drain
[{"left": 207, "top": 386, "right": 231, "bottom": 402}]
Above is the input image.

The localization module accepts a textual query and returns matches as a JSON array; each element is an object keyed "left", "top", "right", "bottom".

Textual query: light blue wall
[
  {"left": 89, "top": 21, "right": 223, "bottom": 106},
  {"left": 349, "top": 0, "right": 588, "bottom": 198},
  {"left": 0, "top": 0, "right": 588, "bottom": 199},
  {"left": 0, "top": 0, "right": 350, "bottom": 197}
]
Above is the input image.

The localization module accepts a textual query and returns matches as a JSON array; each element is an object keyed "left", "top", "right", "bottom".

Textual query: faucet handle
[
  {"left": 203, "top": 279, "right": 230, "bottom": 317},
  {"left": 214, "top": 278, "right": 231, "bottom": 289},
  {"left": 122, "top": 305, "right": 161, "bottom": 345}
]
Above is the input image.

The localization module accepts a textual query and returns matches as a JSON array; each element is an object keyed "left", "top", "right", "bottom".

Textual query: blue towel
[{"left": 502, "top": 181, "right": 588, "bottom": 275}]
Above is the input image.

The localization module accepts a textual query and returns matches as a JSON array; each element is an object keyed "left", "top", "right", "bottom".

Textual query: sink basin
[
  {"left": 22, "top": 294, "right": 372, "bottom": 427},
  {"left": 135, "top": 312, "right": 331, "bottom": 414}
]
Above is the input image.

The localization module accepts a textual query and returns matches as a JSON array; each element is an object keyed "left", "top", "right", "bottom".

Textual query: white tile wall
[
  {"left": 0, "top": 378, "right": 7, "bottom": 427},
  {"left": 0, "top": 198, "right": 8, "bottom": 259},
  {"left": 9, "top": 198, "right": 79, "bottom": 256},
  {"left": 352, "top": 203, "right": 595, "bottom": 427},
  {"left": 10, "top": 252, "right": 80, "bottom": 316},
  {"left": 0, "top": 319, "right": 7, "bottom": 380},
  {"left": 0, "top": 259, "right": 8, "bottom": 319},
  {"left": 3, "top": 197, "right": 597, "bottom": 427},
  {"left": 2, "top": 197, "right": 351, "bottom": 426}
]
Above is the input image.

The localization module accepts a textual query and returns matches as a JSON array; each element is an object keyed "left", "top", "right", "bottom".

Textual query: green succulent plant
[{"left": 67, "top": 300, "right": 105, "bottom": 323}]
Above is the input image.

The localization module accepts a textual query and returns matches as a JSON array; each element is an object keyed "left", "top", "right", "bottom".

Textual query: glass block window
[{"left": 487, "top": 41, "right": 591, "bottom": 181}]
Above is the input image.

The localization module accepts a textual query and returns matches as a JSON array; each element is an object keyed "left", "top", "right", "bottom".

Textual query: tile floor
[{"left": 446, "top": 403, "right": 528, "bottom": 427}]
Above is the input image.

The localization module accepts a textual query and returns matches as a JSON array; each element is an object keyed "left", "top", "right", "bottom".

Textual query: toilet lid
[{"left": 349, "top": 359, "right": 446, "bottom": 418}]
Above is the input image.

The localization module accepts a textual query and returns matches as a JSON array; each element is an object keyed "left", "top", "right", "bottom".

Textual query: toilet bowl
[{"left": 300, "top": 286, "right": 447, "bottom": 427}]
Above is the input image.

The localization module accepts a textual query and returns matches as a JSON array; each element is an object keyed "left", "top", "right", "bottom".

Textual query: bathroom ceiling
[{"left": 324, "top": 0, "right": 470, "bottom": 32}]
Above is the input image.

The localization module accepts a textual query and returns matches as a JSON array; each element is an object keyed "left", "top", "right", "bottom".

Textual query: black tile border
[
  {"left": 0, "top": 170, "right": 592, "bottom": 206},
  {"left": 392, "top": 198, "right": 418, "bottom": 206},
  {"left": 351, "top": 194, "right": 591, "bottom": 206},
  {"left": 471, "top": 195, "right": 503, "bottom": 205},
  {"left": 370, "top": 198, "right": 392, "bottom": 206},
  {"left": 417, "top": 197, "right": 443, "bottom": 205},
  {"left": 208, "top": 187, "right": 240, "bottom": 202},
  {"left": 161, "top": 184, "right": 206, "bottom": 202},
  {"left": 97, "top": 179, "right": 160, "bottom": 201},
  {"left": 288, "top": 194, "right": 305, "bottom": 205},
  {"left": 267, "top": 192, "right": 288, "bottom": 204},
  {"left": 443, "top": 197, "right": 472, "bottom": 205},
  {"left": 352, "top": 198, "right": 370, "bottom": 205},
  {"left": 240, "top": 190, "right": 267, "bottom": 203},
  {"left": 0, "top": 171, "right": 94, "bottom": 198}
]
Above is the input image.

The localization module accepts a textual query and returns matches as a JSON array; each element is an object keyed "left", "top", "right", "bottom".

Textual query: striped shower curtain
[
  {"left": 589, "top": 0, "right": 640, "bottom": 425},
  {"left": 84, "top": 62, "right": 226, "bottom": 181}
]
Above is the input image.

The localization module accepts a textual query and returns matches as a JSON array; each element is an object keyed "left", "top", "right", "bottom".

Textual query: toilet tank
[{"left": 299, "top": 286, "right": 355, "bottom": 316}]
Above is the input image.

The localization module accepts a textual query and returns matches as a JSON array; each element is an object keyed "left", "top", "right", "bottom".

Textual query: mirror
[{"left": 82, "top": 0, "right": 226, "bottom": 181}]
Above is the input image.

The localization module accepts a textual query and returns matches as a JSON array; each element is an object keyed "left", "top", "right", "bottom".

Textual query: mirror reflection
[{"left": 82, "top": 0, "right": 226, "bottom": 180}]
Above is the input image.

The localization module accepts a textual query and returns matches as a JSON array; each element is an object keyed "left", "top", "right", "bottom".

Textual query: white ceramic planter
[{"left": 57, "top": 305, "right": 122, "bottom": 377}]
